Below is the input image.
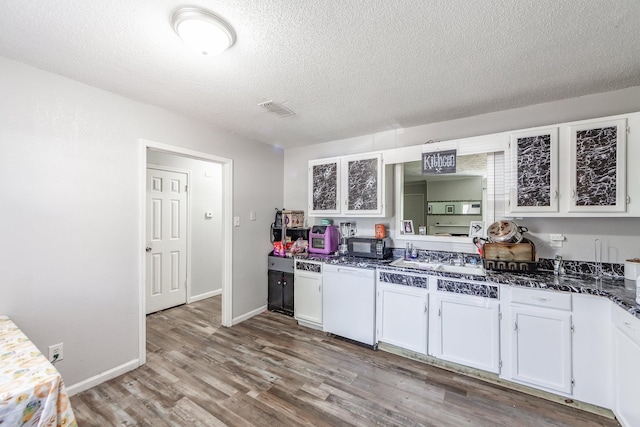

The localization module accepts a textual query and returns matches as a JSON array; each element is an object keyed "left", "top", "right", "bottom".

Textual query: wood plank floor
[{"left": 70, "top": 297, "right": 620, "bottom": 426}]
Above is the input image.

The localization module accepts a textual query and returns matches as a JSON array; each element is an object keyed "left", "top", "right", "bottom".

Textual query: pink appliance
[{"left": 308, "top": 225, "right": 339, "bottom": 254}]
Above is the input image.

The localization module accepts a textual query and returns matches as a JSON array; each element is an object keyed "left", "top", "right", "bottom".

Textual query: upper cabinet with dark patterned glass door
[
  {"left": 308, "top": 157, "right": 341, "bottom": 216},
  {"left": 509, "top": 127, "right": 559, "bottom": 213},
  {"left": 569, "top": 119, "right": 627, "bottom": 213},
  {"left": 308, "top": 153, "right": 389, "bottom": 217},
  {"left": 342, "top": 153, "right": 384, "bottom": 216}
]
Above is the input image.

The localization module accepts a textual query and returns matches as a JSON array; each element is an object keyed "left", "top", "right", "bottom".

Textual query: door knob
[{"left": 145, "top": 247, "right": 152, "bottom": 252}]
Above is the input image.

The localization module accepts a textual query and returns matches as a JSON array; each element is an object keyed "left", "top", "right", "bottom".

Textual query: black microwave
[{"left": 347, "top": 237, "right": 392, "bottom": 259}]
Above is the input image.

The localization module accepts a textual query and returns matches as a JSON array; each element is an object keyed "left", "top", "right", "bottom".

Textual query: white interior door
[{"left": 146, "top": 168, "right": 188, "bottom": 314}]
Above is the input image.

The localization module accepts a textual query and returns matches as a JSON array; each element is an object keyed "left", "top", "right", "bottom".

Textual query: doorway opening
[{"left": 138, "top": 139, "right": 233, "bottom": 366}]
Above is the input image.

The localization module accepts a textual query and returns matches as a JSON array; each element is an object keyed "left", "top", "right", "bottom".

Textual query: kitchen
[
  {"left": 271, "top": 110, "right": 640, "bottom": 426},
  {"left": 2, "top": 1, "right": 640, "bottom": 426}
]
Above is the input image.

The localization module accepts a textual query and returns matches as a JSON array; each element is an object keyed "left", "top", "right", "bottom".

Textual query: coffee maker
[{"left": 270, "top": 208, "right": 309, "bottom": 244}]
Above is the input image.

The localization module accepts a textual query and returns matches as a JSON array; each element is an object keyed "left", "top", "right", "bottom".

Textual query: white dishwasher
[{"left": 322, "top": 264, "right": 376, "bottom": 347}]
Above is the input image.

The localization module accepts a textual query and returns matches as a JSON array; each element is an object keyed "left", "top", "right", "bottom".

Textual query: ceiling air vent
[{"left": 258, "top": 100, "right": 295, "bottom": 118}]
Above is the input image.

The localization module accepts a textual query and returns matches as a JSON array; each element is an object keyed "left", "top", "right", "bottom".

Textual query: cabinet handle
[
  {"left": 318, "top": 284, "right": 321, "bottom": 292},
  {"left": 623, "top": 321, "right": 636, "bottom": 331},
  {"left": 571, "top": 188, "right": 576, "bottom": 199},
  {"left": 277, "top": 281, "right": 281, "bottom": 285},
  {"left": 514, "top": 322, "right": 518, "bottom": 331},
  {"left": 424, "top": 304, "right": 428, "bottom": 313},
  {"left": 554, "top": 190, "right": 559, "bottom": 199},
  {"left": 531, "top": 296, "right": 550, "bottom": 302},
  {"left": 438, "top": 308, "right": 441, "bottom": 317}
]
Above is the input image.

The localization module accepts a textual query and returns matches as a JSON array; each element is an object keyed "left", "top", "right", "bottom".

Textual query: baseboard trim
[
  {"left": 232, "top": 304, "right": 267, "bottom": 325},
  {"left": 66, "top": 359, "right": 140, "bottom": 396},
  {"left": 190, "top": 289, "right": 221, "bottom": 303},
  {"left": 296, "top": 319, "right": 324, "bottom": 331},
  {"left": 377, "top": 342, "right": 615, "bottom": 420}
]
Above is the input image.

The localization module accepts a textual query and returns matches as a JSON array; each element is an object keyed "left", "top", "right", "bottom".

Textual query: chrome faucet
[{"left": 554, "top": 255, "right": 564, "bottom": 276}]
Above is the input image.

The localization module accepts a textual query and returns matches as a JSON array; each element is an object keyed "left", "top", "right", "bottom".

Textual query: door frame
[
  {"left": 146, "top": 164, "right": 191, "bottom": 311},
  {"left": 138, "top": 139, "right": 233, "bottom": 365}
]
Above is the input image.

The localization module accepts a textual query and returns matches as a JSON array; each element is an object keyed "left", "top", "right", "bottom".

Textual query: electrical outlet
[
  {"left": 48, "top": 342, "right": 63, "bottom": 363},
  {"left": 550, "top": 233, "right": 565, "bottom": 248}
]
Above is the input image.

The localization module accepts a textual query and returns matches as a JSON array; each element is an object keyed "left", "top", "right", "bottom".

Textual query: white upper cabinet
[
  {"left": 507, "top": 114, "right": 636, "bottom": 217},
  {"left": 509, "top": 127, "right": 559, "bottom": 213},
  {"left": 308, "top": 157, "right": 341, "bottom": 216},
  {"left": 342, "top": 153, "right": 384, "bottom": 216},
  {"left": 568, "top": 118, "right": 627, "bottom": 213},
  {"left": 308, "top": 153, "right": 389, "bottom": 217}
]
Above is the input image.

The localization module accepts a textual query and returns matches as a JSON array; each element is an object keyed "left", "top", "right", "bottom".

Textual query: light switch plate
[
  {"left": 234, "top": 216, "right": 240, "bottom": 227},
  {"left": 250, "top": 211, "right": 256, "bottom": 221}
]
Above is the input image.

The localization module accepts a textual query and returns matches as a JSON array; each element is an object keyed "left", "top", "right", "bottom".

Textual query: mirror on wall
[{"left": 401, "top": 153, "right": 488, "bottom": 237}]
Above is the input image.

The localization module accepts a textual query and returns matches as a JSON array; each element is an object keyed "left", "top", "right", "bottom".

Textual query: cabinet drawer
[
  {"left": 268, "top": 256, "right": 294, "bottom": 273},
  {"left": 612, "top": 305, "right": 640, "bottom": 345},
  {"left": 510, "top": 287, "right": 571, "bottom": 310},
  {"left": 295, "top": 260, "right": 323, "bottom": 274}
]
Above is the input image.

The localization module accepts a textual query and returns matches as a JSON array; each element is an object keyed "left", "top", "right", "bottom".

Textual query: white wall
[
  {"left": 284, "top": 87, "right": 640, "bottom": 263},
  {"left": 146, "top": 151, "right": 223, "bottom": 299},
  {"left": 0, "top": 56, "right": 282, "bottom": 388}
]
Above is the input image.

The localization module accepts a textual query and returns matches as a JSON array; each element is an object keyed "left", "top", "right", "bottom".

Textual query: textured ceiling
[{"left": 0, "top": 1, "right": 639, "bottom": 149}]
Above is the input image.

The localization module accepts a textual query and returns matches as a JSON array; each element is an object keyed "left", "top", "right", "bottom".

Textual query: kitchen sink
[{"left": 389, "top": 258, "right": 486, "bottom": 276}]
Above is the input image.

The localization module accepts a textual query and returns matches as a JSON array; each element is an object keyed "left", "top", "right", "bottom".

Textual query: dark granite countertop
[
  {"left": 485, "top": 270, "right": 638, "bottom": 316},
  {"left": 294, "top": 253, "right": 639, "bottom": 318},
  {"left": 300, "top": 253, "right": 390, "bottom": 270}
]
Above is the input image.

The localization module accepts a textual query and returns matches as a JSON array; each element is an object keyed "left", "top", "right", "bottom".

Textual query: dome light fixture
[{"left": 171, "top": 7, "right": 236, "bottom": 56}]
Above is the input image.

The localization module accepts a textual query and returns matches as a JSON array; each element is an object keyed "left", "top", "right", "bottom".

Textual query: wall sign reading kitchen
[{"left": 422, "top": 149, "right": 457, "bottom": 174}]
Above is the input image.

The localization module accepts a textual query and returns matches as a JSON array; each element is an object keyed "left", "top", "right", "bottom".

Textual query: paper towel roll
[{"left": 625, "top": 258, "right": 640, "bottom": 281}]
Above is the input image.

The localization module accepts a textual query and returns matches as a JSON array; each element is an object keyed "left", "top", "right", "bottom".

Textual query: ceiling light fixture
[{"left": 171, "top": 7, "right": 236, "bottom": 56}]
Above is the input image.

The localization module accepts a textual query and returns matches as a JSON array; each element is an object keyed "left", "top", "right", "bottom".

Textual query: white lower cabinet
[
  {"left": 429, "top": 277, "right": 501, "bottom": 374},
  {"left": 571, "top": 294, "right": 612, "bottom": 408},
  {"left": 502, "top": 287, "right": 573, "bottom": 395},
  {"left": 376, "top": 282, "right": 428, "bottom": 355},
  {"left": 612, "top": 304, "right": 640, "bottom": 427},
  {"left": 368, "top": 267, "right": 640, "bottom": 421},
  {"left": 294, "top": 260, "right": 323, "bottom": 329}
]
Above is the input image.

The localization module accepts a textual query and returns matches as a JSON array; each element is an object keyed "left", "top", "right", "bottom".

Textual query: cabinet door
[
  {"left": 430, "top": 293, "right": 500, "bottom": 373},
  {"left": 282, "top": 272, "right": 294, "bottom": 314},
  {"left": 569, "top": 118, "right": 627, "bottom": 213},
  {"left": 509, "top": 127, "right": 558, "bottom": 213},
  {"left": 376, "top": 283, "right": 428, "bottom": 354},
  {"left": 342, "top": 153, "right": 383, "bottom": 216},
  {"left": 614, "top": 324, "right": 640, "bottom": 427},
  {"left": 267, "top": 271, "right": 284, "bottom": 311},
  {"left": 510, "top": 307, "right": 572, "bottom": 394},
  {"left": 294, "top": 271, "right": 322, "bottom": 325},
  {"left": 571, "top": 294, "right": 612, "bottom": 408},
  {"left": 308, "top": 158, "right": 341, "bottom": 216}
]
